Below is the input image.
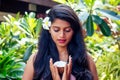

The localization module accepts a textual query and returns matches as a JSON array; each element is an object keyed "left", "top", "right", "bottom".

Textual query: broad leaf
[
  {"left": 86, "top": 15, "right": 94, "bottom": 36},
  {"left": 23, "top": 45, "right": 34, "bottom": 62},
  {"left": 92, "top": 15, "right": 102, "bottom": 24},
  {"left": 14, "top": 21, "right": 31, "bottom": 36},
  {"left": 98, "top": 21, "right": 111, "bottom": 36},
  {"left": 20, "top": 18, "right": 31, "bottom": 33},
  {"left": 84, "top": 0, "right": 95, "bottom": 7},
  {"left": 96, "top": 9, "right": 120, "bottom": 20},
  {"left": 0, "top": 74, "right": 6, "bottom": 78},
  {"left": 92, "top": 15, "right": 111, "bottom": 36},
  {"left": 35, "top": 19, "right": 42, "bottom": 35}
]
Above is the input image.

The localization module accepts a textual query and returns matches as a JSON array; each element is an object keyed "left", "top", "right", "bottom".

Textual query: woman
[{"left": 22, "top": 4, "right": 98, "bottom": 80}]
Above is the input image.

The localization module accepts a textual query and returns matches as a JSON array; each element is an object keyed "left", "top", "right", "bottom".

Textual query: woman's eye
[
  {"left": 65, "top": 29, "right": 71, "bottom": 32},
  {"left": 54, "top": 29, "right": 59, "bottom": 32}
]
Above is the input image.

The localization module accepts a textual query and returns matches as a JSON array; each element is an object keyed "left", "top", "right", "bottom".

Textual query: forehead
[{"left": 51, "top": 18, "right": 71, "bottom": 28}]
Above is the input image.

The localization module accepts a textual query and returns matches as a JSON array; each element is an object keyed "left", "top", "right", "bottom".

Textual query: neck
[
  {"left": 57, "top": 46, "right": 68, "bottom": 61},
  {"left": 57, "top": 46, "right": 67, "bottom": 53}
]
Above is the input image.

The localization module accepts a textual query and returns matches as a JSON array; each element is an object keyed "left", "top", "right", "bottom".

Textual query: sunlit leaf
[
  {"left": 78, "top": 11, "right": 89, "bottom": 24},
  {"left": 14, "top": 21, "right": 31, "bottom": 36},
  {"left": 3, "top": 16, "right": 11, "bottom": 23},
  {"left": 84, "top": 0, "right": 95, "bottom": 7},
  {"left": 0, "top": 74, "right": 5, "bottom": 78},
  {"left": 28, "top": 18, "right": 37, "bottom": 31},
  {"left": 96, "top": 9, "right": 120, "bottom": 20},
  {"left": 35, "top": 19, "right": 42, "bottom": 35},
  {"left": 16, "top": 12, "right": 20, "bottom": 20},
  {"left": 53, "top": 0, "right": 66, "bottom": 3}
]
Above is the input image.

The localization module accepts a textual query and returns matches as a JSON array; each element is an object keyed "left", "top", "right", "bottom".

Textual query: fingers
[
  {"left": 62, "top": 56, "right": 72, "bottom": 80},
  {"left": 63, "top": 64, "right": 68, "bottom": 75},
  {"left": 49, "top": 58, "right": 60, "bottom": 80},
  {"left": 62, "top": 64, "right": 67, "bottom": 80},
  {"left": 50, "top": 58, "right": 58, "bottom": 74},
  {"left": 68, "top": 55, "right": 72, "bottom": 73},
  {"left": 63, "top": 55, "right": 72, "bottom": 74},
  {"left": 68, "top": 55, "right": 72, "bottom": 66},
  {"left": 50, "top": 56, "right": 72, "bottom": 80},
  {"left": 50, "top": 58, "right": 54, "bottom": 71}
]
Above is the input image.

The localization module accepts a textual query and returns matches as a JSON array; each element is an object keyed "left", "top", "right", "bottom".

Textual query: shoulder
[
  {"left": 22, "top": 53, "right": 36, "bottom": 80},
  {"left": 87, "top": 53, "right": 99, "bottom": 80},
  {"left": 27, "top": 53, "right": 36, "bottom": 63},
  {"left": 87, "top": 53, "right": 94, "bottom": 65}
]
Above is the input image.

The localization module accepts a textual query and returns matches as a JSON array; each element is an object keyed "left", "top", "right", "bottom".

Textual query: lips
[{"left": 58, "top": 39, "right": 66, "bottom": 43}]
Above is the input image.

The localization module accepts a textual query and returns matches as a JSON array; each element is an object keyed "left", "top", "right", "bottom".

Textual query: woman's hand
[
  {"left": 62, "top": 56, "right": 72, "bottom": 80},
  {"left": 50, "top": 58, "right": 61, "bottom": 80},
  {"left": 49, "top": 56, "right": 72, "bottom": 80}
]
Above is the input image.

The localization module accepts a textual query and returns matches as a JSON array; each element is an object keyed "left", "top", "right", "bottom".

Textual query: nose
[{"left": 59, "top": 31, "right": 65, "bottom": 38}]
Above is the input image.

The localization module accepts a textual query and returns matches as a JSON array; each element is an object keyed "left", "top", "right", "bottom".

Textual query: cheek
[
  {"left": 66, "top": 33, "right": 73, "bottom": 41},
  {"left": 50, "top": 32, "right": 58, "bottom": 41}
]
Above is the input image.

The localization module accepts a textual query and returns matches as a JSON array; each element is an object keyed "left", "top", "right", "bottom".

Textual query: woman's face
[{"left": 49, "top": 18, "right": 73, "bottom": 47}]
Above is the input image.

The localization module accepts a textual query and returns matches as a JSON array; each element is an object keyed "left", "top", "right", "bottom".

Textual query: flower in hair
[{"left": 42, "top": 17, "right": 51, "bottom": 30}]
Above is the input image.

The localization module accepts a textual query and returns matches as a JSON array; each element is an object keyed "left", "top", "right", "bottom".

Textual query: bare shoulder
[
  {"left": 22, "top": 53, "right": 36, "bottom": 80},
  {"left": 27, "top": 53, "right": 36, "bottom": 63},
  {"left": 87, "top": 53, "right": 99, "bottom": 80}
]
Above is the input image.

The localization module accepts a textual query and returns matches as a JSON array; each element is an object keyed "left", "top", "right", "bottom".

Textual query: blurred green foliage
[
  {"left": 85, "top": 33, "right": 120, "bottom": 80},
  {"left": 0, "top": 12, "right": 42, "bottom": 80}
]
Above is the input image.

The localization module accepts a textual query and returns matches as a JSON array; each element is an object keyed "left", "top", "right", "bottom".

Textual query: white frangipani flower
[{"left": 42, "top": 17, "right": 51, "bottom": 30}]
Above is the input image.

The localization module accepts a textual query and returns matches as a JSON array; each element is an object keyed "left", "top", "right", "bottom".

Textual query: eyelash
[
  {"left": 65, "top": 29, "right": 71, "bottom": 32},
  {"left": 54, "top": 29, "right": 59, "bottom": 32},
  {"left": 54, "top": 29, "right": 71, "bottom": 32}
]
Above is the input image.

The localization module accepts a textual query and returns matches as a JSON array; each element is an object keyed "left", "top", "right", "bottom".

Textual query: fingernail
[
  {"left": 69, "top": 55, "right": 72, "bottom": 59},
  {"left": 50, "top": 58, "right": 52, "bottom": 62}
]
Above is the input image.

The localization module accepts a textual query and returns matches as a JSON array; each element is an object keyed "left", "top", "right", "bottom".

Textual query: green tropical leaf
[
  {"left": 86, "top": 15, "right": 94, "bottom": 36},
  {"left": 35, "top": 18, "right": 42, "bottom": 35},
  {"left": 14, "top": 21, "right": 31, "bottom": 36},
  {"left": 0, "top": 38, "right": 6, "bottom": 45},
  {"left": 92, "top": 15, "right": 102, "bottom": 24},
  {"left": 20, "top": 18, "right": 30, "bottom": 33},
  {"left": 8, "top": 70, "right": 24, "bottom": 78},
  {"left": 23, "top": 45, "right": 34, "bottom": 62},
  {"left": 0, "top": 74, "right": 6, "bottom": 78},
  {"left": 3, "top": 16, "right": 11, "bottom": 23},
  {"left": 28, "top": 18, "right": 37, "bottom": 31},
  {"left": 98, "top": 21, "right": 111, "bottom": 36},
  {"left": 96, "top": 9, "right": 120, "bottom": 20},
  {"left": 92, "top": 15, "right": 111, "bottom": 36},
  {"left": 67, "top": 0, "right": 79, "bottom": 3},
  {"left": 16, "top": 12, "right": 20, "bottom": 20},
  {"left": 8, "top": 14, "right": 16, "bottom": 22},
  {"left": 84, "top": 0, "right": 95, "bottom": 7},
  {"left": 74, "top": 0, "right": 80, "bottom": 3}
]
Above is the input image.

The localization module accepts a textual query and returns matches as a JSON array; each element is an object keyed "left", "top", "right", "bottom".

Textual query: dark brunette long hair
[{"left": 33, "top": 4, "right": 93, "bottom": 80}]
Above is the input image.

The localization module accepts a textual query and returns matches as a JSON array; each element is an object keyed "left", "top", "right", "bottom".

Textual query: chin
[
  {"left": 58, "top": 44, "right": 67, "bottom": 47},
  {"left": 57, "top": 42, "right": 68, "bottom": 47}
]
